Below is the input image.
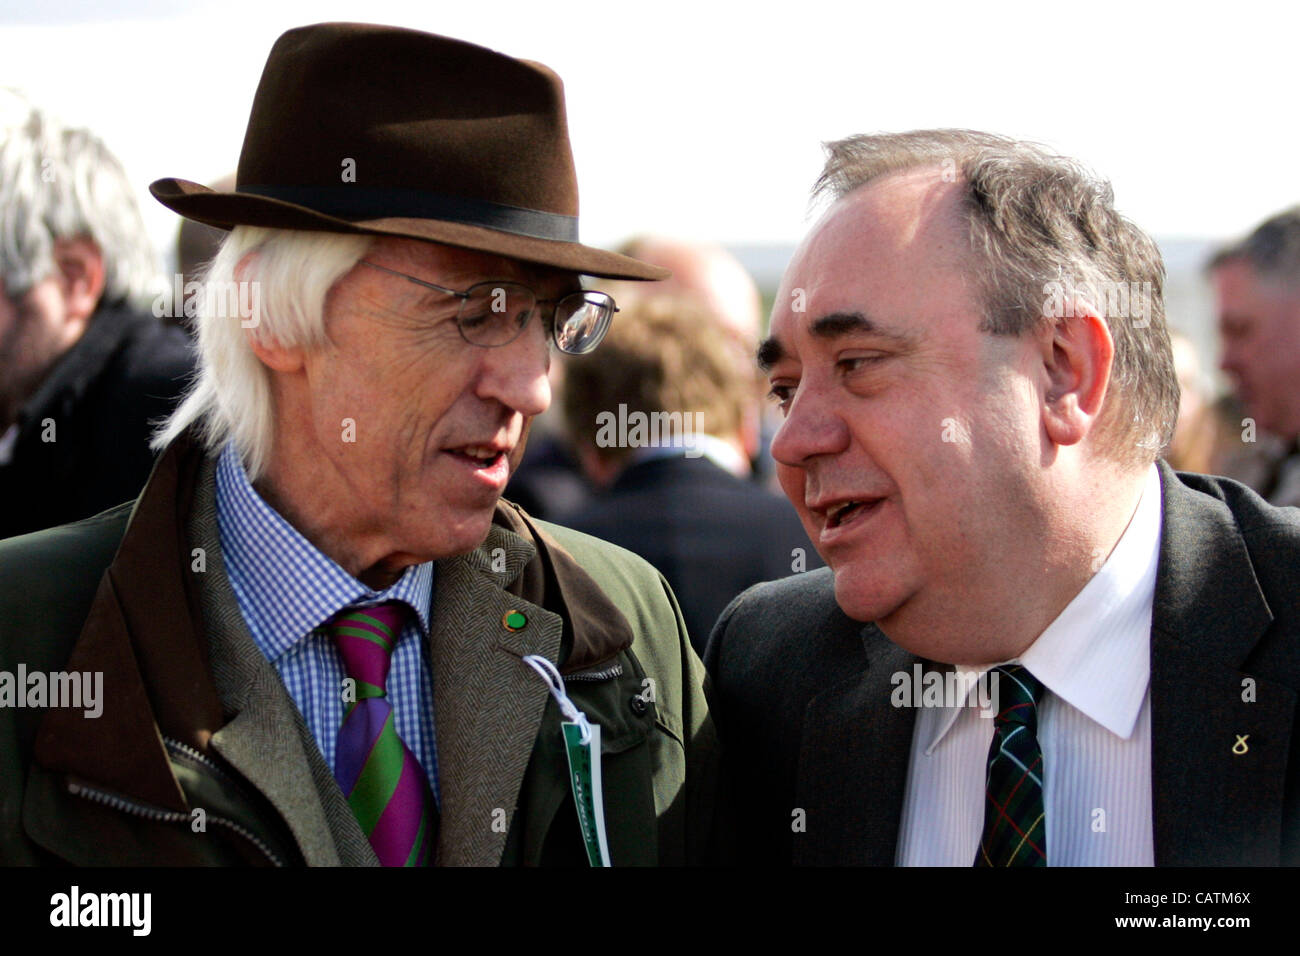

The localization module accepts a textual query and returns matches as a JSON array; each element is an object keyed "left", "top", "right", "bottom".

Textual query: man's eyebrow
[
  {"left": 809, "top": 311, "right": 914, "bottom": 344},
  {"left": 758, "top": 311, "right": 915, "bottom": 372},
  {"left": 756, "top": 336, "right": 785, "bottom": 373}
]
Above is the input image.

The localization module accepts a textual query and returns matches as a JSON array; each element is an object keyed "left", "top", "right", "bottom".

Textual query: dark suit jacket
[
  {"left": 704, "top": 464, "right": 1300, "bottom": 865},
  {"left": 563, "top": 454, "right": 821, "bottom": 655}
]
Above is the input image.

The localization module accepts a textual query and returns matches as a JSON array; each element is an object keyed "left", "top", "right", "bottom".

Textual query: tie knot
[
  {"left": 325, "top": 601, "right": 410, "bottom": 695},
  {"left": 990, "top": 664, "right": 1045, "bottom": 729}
]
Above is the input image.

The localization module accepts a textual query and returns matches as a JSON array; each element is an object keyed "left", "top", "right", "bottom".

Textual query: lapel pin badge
[
  {"left": 1233, "top": 734, "right": 1250, "bottom": 755},
  {"left": 502, "top": 609, "right": 528, "bottom": 632}
]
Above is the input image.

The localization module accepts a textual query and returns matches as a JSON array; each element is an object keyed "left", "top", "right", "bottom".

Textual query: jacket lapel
[
  {"left": 795, "top": 626, "right": 919, "bottom": 865},
  {"left": 187, "top": 461, "right": 375, "bottom": 866},
  {"left": 429, "top": 521, "right": 563, "bottom": 865},
  {"left": 1150, "top": 463, "right": 1295, "bottom": 865}
]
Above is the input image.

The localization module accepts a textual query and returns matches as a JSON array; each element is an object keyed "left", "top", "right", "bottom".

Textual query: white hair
[
  {"left": 0, "top": 89, "right": 158, "bottom": 307},
  {"left": 152, "top": 226, "right": 373, "bottom": 480}
]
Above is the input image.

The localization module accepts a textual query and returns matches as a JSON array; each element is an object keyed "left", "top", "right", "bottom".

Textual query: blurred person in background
[
  {"left": 608, "top": 236, "right": 775, "bottom": 481},
  {"left": 1207, "top": 208, "right": 1300, "bottom": 506},
  {"left": 561, "top": 294, "right": 819, "bottom": 654},
  {"left": 1162, "top": 328, "right": 1210, "bottom": 472},
  {"left": 507, "top": 234, "right": 773, "bottom": 516},
  {"left": 0, "top": 90, "right": 192, "bottom": 539}
]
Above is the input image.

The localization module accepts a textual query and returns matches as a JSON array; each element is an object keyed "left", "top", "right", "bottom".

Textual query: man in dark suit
[
  {"left": 706, "top": 129, "right": 1300, "bottom": 866},
  {"left": 561, "top": 295, "right": 820, "bottom": 653}
]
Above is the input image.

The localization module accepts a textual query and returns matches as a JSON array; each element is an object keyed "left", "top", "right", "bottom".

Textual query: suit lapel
[
  {"left": 795, "top": 626, "right": 919, "bottom": 865},
  {"left": 429, "top": 522, "right": 563, "bottom": 866},
  {"left": 187, "top": 462, "right": 375, "bottom": 866},
  {"left": 1150, "top": 463, "right": 1296, "bottom": 864}
]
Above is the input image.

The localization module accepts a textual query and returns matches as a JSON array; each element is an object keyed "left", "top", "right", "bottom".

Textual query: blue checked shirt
[{"left": 214, "top": 443, "right": 439, "bottom": 802}]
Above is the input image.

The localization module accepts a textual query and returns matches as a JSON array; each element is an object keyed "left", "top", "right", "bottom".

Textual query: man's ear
[
  {"left": 1040, "top": 304, "right": 1114, "bottom": 448},
  {"left": 236, "top": 250, "right": 304, "bottom": 374},
  {"left": 52, "top": 236, "right": 105, "bottom": 334}
]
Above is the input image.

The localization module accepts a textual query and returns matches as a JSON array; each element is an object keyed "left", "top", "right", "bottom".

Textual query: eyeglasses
[{"left": 359, "top": 260, "right": 617, "bottom": 355}]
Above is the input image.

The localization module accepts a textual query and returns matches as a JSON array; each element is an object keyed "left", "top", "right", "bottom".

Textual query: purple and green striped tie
[{"left": 327, "top": 601, "right": 435, "bottom": 866}]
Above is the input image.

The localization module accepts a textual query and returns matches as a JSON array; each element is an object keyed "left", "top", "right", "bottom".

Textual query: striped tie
[
  {"left": 976, "top": 664, "right": 1047, "bottom": 867},
  {"left": 327, "top": 602, "right": 435, "bottom": 866}
]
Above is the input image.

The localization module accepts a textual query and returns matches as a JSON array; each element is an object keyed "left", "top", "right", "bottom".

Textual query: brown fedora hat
[{"left": 151, "top": 22, "right": 668, "bottom": 281}]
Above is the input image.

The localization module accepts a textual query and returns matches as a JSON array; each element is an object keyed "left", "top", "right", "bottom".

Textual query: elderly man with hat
[{"left": 0, "top": 22, "right": 717, "bottom": 866}]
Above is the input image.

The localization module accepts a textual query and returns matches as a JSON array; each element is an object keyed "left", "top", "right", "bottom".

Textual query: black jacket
[
  {"left": 563, "top": 454, "right": 821, "bottom": 654},
  {"left": 0, "top": 301, "right": 193, "bottom": 539},
  {"left": 705, "top": 464, "right": 1300, "bottom": 866}
]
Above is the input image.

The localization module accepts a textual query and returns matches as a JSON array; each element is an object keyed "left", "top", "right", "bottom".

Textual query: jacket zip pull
[{"left": 521, "top": 654, "right": 611, "bottom": 866}]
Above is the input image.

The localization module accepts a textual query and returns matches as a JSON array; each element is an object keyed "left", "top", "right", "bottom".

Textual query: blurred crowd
[{"left": 2, "top": 86, "right": 1298, "bottom": 629}]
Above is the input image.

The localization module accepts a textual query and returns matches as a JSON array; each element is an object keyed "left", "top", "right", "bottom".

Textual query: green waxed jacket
[{"left": 0, "top": 433, "right": 719, "bottom": 866}]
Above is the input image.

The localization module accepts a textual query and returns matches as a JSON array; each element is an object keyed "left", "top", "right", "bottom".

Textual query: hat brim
[{"left": 151, "top": 178, "right": 670, "bottom": 282}]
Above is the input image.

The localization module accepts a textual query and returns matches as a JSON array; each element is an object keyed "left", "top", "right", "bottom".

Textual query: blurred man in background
[
  {"left": 562, "top": 295, "right": 818, "bottom": 653},
  {"left": 1208, "top": 208, "right": 1300, "bottom": 506},
  {"left": 507, "top": 234, "right": 773, "bottom": 517},
  {"left": 0, "top": 91, "right": 192, "bottom": 538}
]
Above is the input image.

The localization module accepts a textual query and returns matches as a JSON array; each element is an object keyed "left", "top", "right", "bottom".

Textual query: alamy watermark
[
  {"left": 594, "top": 403, "right": 705, "bottom": 458},
  {"left": 50, "top": 886, "right": 150, "bottom": 935},
  {"left": 0, "top": 665, "right": 102, "bottom": 718},
  {"left": 1042, "top": 278, "right": 1152, "bottom": 328},
  {"left": 891, "top": 664, "right": 998, "bottom": 717},
  {"left": 152, "top": 274, "right": 261, "bottom": 327}
]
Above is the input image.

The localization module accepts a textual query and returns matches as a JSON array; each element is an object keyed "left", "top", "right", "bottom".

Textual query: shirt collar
[
  {"left": 214, "top": 442, "right": 434, "bottom": 663},
  {"left": 925, "top": 464, "right": 1163, "bottom": 750},
  {"left": 629, "top": 433, "right": 750, "bottom": 477}
]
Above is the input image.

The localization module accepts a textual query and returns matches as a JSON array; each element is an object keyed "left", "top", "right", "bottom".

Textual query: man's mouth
[
  {"left": 446, "top": 444, "right": 508, "bottom": 469},
  {"left": 815, "top": 496, "right": 885, "bottom": 532}
]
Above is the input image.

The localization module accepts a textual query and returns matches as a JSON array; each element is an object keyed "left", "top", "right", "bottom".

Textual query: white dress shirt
[{"left": 896, "top": 464, "right": 1162, "bottom": 866}]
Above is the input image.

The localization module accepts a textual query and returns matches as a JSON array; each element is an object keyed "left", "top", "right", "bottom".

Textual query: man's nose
[
  {"left": 475, "top": 317, "right": 551, "bottom": 417},
  {"left": 769, "top": 381, "right": 850, "bottom": 467}
]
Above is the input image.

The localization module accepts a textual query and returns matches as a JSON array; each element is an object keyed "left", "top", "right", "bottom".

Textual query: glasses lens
[
  {"left": 458, "top": 282, "right": 536, "bottom": 346},
  {"left": 554, "top": 293, "right": 614, "bottom": 354}
]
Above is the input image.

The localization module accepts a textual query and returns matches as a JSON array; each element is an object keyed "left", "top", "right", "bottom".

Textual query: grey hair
[
  {"left": 814, "top": 129, "right": 1179, "bottom": 467},
  {"left": 151, "top": 226, "right": 373, "bottom": 480},
  {"left": 1207, "top": 206, "right": 1300, "bottom": 294},
  {"left": 0, "top": 89, "right": 158, "bottom": 308}
]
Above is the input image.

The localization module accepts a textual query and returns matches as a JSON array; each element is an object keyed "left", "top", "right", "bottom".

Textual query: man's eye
[
  {"left": 839, "top": 354, "right": 883, "bottom": 373},
  {"left": 460, "top": 308, "right": 491, "bottom": 330},
  {"left": 767, "top": 383, "right": 795, "bottom": 411}
]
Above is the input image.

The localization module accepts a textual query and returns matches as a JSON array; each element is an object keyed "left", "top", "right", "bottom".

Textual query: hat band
[{"left": 239, "top": 184, "right": 579, "bottom": 242}]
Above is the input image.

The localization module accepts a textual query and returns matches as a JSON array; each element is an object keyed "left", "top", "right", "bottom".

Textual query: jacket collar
[{"left": 32, "top": 431, "right": 636, "bottom": 814}]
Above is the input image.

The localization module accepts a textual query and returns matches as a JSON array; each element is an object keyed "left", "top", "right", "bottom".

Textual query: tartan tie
[
  {"left": 327, "top": 601, "right": 435, "bottom": 866},
  {"left": 976, "top": 664, "right": 1047, "bottom": 866}
]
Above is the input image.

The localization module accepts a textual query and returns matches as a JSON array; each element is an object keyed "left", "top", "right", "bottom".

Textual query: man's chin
[
  {"left": 831, "top": 564, "right": 906, "bottom": 624},
  {"left": 421, "top": 501, "right": 501, "bottom": 561}
]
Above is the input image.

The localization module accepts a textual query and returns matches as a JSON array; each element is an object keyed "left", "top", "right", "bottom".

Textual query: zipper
[
  {"left": 66, "top": 748, "right": 289, "bottom": 867},
  {"left": 163, "top": 737, "right": 243, "bottom": 789},
  {"left": 564, "top": 663, "right": 624, "bottom": 682}
]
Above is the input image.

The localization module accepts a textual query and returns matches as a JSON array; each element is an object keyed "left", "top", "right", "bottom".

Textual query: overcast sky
[{"left": 3, "top": 0, "right": 1297, "bottom": 265}]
